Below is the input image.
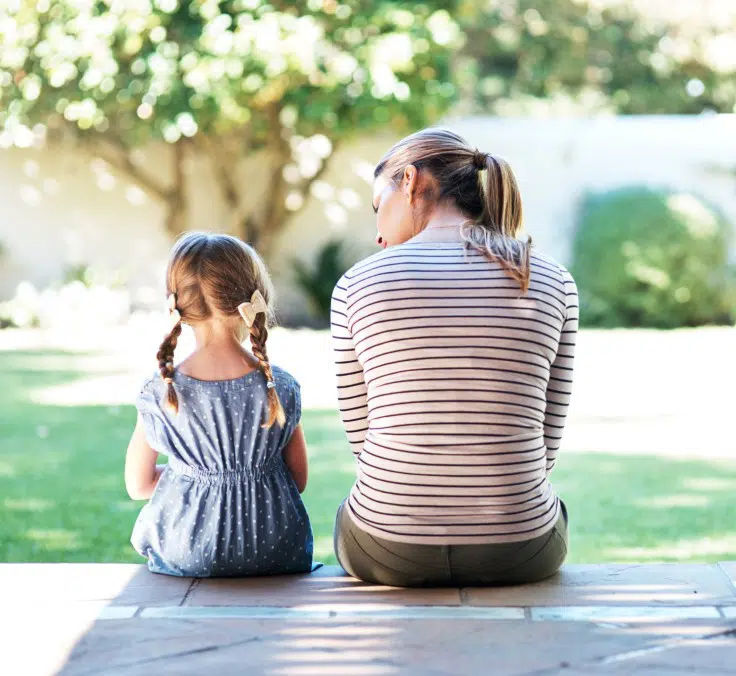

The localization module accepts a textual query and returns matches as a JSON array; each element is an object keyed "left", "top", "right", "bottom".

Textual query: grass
[{"left": 2, "top": 348, "right": 736, "bottom": 565}]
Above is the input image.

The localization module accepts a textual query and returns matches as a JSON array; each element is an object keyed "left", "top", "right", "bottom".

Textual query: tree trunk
[
  {"left": 204, "top": 109, "right": 337, "bottom": 262},
  {"left": 163, "top": 139, "right": 188, "bottom": 238},
  {"left": 236, "top": 106, "right": 290, "bottom": 259}
]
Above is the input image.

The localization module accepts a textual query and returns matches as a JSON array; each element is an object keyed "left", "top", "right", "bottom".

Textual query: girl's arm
[
  {"left": 125, "top": 414, "right": 165, "bottom": 500},
  {"left": 282, "top": 424, "right": 308, "bottom": 493}
]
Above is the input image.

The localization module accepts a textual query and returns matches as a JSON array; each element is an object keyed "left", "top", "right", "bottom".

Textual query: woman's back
[{"left": 332, "top": 242, "right": 578, "bottom": 544}]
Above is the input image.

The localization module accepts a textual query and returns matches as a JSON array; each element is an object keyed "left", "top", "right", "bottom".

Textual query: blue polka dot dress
[{"left": 130, "top": 365, "right": 315, "bottom": 578}]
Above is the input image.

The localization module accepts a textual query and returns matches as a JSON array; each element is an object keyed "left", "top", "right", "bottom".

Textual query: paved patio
[{"left": 4, "top": 563, "right": 736, "bottom": 675}]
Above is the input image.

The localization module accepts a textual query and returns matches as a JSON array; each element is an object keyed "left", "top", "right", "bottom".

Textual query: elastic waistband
[{"left": 168, "top": 456, "right": 286, "bottom": 484}]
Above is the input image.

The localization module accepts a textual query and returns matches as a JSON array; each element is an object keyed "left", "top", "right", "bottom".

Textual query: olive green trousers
[{"left": 334, "top": 500, "right": 568, "bottom": 587}]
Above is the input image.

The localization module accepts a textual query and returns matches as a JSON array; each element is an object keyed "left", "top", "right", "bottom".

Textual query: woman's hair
[
  {"left": 157, "top": 232, "right": 286, "bottom": 428},
  {"left": 374, "top": 128, "right": 531, "bottom": 292}
]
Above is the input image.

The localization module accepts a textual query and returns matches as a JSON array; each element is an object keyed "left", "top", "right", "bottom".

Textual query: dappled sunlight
[
  {"left": 615, "top": 622, "right": 734, "bottom": 638},
  {"left": 313, "top": 535, "right": 335, "bottom": 562},
  {"left": 579, "top": 585, "right": 717, "bottom": 604},
  {"left": 0, "top": 461, "right": 16, "bottom": 477},
  {"left": 684, "top": 477, "right": 736, "bottom": 491},
  {"left": 111, "top": 501, "right": 139, "bottom": 513},
  {"left": 635, "top": 494, "right": 712, "bottom": 508},
  {"left": 269, "top": 665, "right": 398, "bottom": 676},
  {"left": 269, "top": 623, "right": 402, "bottom": 676},
  {"left": 24, "top": 529, "right": 81, "bottom": 552},
  {"left": 608, "top": 535, "right": 736, "bottom": 561},
  {"left": 280, "top": 625, "right": 398, "bottom": 638},
  {"left": 4, "top": 497, "right": 54, "bottom": 512},
  {"left": 30, "top": 374, "right": 140, "bottom": 407}
]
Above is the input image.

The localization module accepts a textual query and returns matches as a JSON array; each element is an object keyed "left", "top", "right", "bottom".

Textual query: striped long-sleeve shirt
[{"left": 330, "top": 242, "right": 579, "bottom": 544}]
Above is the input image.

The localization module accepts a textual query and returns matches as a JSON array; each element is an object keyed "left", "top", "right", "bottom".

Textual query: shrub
[
  {"left": 293, "top": 239, "right": 354, "bottom": 325},
  {"left": 571, "top": 187, "right": 736, "bottom": 328}
]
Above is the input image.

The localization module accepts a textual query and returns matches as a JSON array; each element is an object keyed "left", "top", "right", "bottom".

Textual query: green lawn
[{"left": 2, "top": 348, "right": 736, "bottom": 565}]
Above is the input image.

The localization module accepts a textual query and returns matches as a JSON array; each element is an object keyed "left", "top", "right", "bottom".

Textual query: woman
[{"left": 330, "top": 128, "right": 578, "bottom": 587}]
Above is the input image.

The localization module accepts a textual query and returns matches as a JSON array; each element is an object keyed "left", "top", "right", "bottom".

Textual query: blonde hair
[
  {"left": 374, "top": 128, "right": 531, "bottom": 292},
  {"left": 157, "top": 232, "right": 286, "bottom": 427}
]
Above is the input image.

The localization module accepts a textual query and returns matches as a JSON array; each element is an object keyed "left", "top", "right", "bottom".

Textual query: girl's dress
[{"left": 131, "top": 365, "right": 315, "bottom": 577}]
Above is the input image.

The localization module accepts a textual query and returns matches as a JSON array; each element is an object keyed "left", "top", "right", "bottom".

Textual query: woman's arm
[
  {"left": 331, "top": 278, "right": 369, "bottom": 457},
  {"left": 283, "top": 424, "right": 308, "bottom": 493},
  {"left": 124, "top": 414, "right": 165, "bottom": 500},
  {"left": 543, "top": 269, "right": 579, "bottom": 475}
]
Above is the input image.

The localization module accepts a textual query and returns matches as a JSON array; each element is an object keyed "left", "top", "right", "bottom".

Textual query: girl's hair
[
  {"left": 374, "top": 128, "right": 531, "bottom": 292},
  {"left": 157, "top": 232, "right": 286, "bottom": 428}
]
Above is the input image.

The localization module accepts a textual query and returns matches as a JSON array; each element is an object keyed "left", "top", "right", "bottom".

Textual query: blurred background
[{"left": 0, "top": 0, "right": 735, "bottom": 566}]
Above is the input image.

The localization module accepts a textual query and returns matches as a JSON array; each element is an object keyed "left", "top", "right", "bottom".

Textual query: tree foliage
[
  {"left": 1, "top": 0, "right": 734, "bottom": 258},
  {"left": 0, "top": 0, "right": 458, "bottom": 251},
  {"left": 453, "top": 0, "right": 736, "bottom": 115}
]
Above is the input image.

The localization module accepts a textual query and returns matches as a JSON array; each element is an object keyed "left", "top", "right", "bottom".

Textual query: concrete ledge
[
  {"left": 4, "top": 563, "right": 736, "bottom": 675},
  {"left": 3, "top": 562, "right": 736, "bottom": 608}
]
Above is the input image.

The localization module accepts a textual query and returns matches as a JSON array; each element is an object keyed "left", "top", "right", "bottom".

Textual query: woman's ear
[{"left": 403, "top": 165, "right": 418, "bottom": 204}]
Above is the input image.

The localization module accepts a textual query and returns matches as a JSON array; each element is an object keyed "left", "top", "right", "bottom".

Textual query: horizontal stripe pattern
[{"left": 330, "top": 243, "right": 579, "bottom": 544}]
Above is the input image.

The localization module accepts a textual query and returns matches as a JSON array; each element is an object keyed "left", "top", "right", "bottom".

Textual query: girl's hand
[{"left": 124, "top": 414, "right": 163, "bottom": 500}]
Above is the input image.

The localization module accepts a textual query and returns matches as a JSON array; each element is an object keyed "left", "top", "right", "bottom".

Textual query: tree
[
  {"left": 452, "top": 0, "right": 736, "bottom": 116},
  {"left": 0, "top": 1, "right": 459, "bottom": 257},
  {"left": 4, "top": 1, "right": 735, "bottom": 260}
]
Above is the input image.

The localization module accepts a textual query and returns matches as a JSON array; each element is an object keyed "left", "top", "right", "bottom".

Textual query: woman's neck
[{"left": 408, "top": 204, "right": 469, "bottom": 244}]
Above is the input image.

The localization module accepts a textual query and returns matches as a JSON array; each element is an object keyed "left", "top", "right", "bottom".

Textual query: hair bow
[
  {"left": 237, "top": 290, "right": 268, "bottom": 328},
  {"left": 167, "top": 293, "right": 181, "bottom": 330}
]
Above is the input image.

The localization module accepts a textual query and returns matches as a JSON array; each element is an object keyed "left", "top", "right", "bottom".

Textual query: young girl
[{"left": 125, "top": 232, "right": 315, "bottom": 577}]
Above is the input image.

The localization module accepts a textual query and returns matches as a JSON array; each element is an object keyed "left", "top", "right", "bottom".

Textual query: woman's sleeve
[
  {"left": 543, "top": 268, "right": 579, "bottom": 475},
  {"left": 330, "top": 275, "right": 369, "bottom": 457}
]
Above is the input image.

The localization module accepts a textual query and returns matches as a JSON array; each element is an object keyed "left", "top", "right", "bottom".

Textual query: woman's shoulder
[
  {"left": 339, "top": 245, "right": 433, "bottom": 286},
  {"left": 530, "top": 250, "right": 574, "bottom": 280},
  {"left": 341, "top": 249, "right": 390, "bottom": 281}
]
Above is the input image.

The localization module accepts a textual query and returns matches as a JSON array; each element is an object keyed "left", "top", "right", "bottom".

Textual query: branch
[
  {"left": 198, "top": 134, "right": 241, "bottom": 209},
  {"left": 83, "top": 134, "right": 171, "bottom": 203}
]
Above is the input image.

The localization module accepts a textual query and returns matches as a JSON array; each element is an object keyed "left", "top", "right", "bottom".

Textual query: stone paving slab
[
  {"left": 141, "top": 605, "right": 526, "bottom": 620},
  {"left": 554, "top": 633, "right": 736, "bottom": 676},
  {"left": 464, "top": 564, "right": 736, "bottom": 607},
  {"left": 4, "top": 563, "right": 736, "bottom": 676},
  {"left": 0, "top": 563, "right": 191, "bottom": 606},
  {"left": 185, "top": 565, "right": 462, "bottom": 607},
  {"left": 718, "top": 562, "right": 736, "bottom": 590},
  {"left": 53, "top": 618, "right": 699, "bottom": 676}
]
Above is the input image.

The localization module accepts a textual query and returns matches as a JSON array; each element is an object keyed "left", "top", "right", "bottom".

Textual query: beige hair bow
[
  {"left": 167, "top": 293, "right": 181, "bottom": 331},
  {"left": 238, "top": 290, "right": 268, "bottom": 328}
]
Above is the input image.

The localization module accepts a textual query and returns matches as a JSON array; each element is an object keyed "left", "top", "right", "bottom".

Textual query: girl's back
[
  {"left": 132, "top": 365, "right": 312, "bottom": 577},
  {"left": 125, "top": 232, "right": 314, "bottom": 578}
]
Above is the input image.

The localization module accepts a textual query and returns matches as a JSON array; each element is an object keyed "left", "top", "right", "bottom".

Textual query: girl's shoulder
[
  {"left": 269, "top": 364, "right": 301, "bottom": 395},
  {"left": 137, "top": 365, "right": 300, "bottom": 401},
  {"left": 139, "top": 372, "right": 163, "bottom": 397}
]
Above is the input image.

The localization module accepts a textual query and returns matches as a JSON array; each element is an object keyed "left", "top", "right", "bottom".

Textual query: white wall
[{"left": 1, "top": 115, "right": 734, "bottom": 323}]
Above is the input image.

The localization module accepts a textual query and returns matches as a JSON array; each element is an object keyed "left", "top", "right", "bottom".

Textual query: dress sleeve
[
  {"left": 331, "top": 275, "right": 369, "bottom": 457},
  {"left": 291, "top": 378, "right": 302, "bottom": 428},
  {"left": 543, "top": 267, "right": 579, "bottom": 475},
  {"left": 135, "top": 376, "right": 164, "bottom": 453}
]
